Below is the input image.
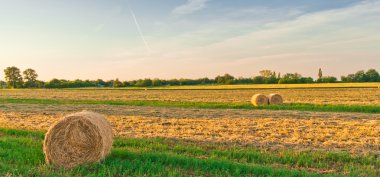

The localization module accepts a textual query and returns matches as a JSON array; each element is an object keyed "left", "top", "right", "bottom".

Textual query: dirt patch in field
[{"left": 0, "top": 108, "right": 379, "bottom": 155}]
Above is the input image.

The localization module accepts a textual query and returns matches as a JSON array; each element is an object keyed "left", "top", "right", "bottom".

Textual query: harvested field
[
  {"left": 1, "top": 87, "right": 379, "bottom": 176},
  {"left": 1, "top": 103, "right": 380, "bottom": 120},
  {"left": 1, "top": 88, "right": 380, "bottom": 105},
  {"left": 1, "top": 107, "right": 379, "bottom": 154}
]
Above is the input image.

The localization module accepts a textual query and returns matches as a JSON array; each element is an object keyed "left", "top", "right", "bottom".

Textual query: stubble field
[
  {"left": 0, "top": 84, "right": 379, "bottom": 176},
  {"left": 1, "top": 87, "right": 380, "bottom": 105}
]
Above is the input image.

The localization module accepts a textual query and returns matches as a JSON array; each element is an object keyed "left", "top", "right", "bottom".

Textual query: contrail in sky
[{"left": 127, "top": 1, "right": 151, "bottom": 53}]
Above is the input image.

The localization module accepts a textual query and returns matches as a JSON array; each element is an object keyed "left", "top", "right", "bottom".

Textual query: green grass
[
  {"left": 1, "top": 128, "right": 379, "bottom": 176},
  {"left": 2, "top": 98, "right": 380, "bottom": 114}
]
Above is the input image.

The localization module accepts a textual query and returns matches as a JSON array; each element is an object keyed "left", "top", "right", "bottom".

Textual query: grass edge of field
[{"left": 1, "top": 128, "right": 379, "bottom": 176}]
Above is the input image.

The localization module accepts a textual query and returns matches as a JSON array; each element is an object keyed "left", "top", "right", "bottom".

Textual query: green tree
[
  {"left": 4, "top": 66, "right": 23, "bottom": 88},
  {"left": 152, "top": 79, "right": 162, "bottom": 87},
  {"left": 252, "top": 76, "right": 265, "bottom": 84},
  {"left": 215, "top": 74, "right": 235, "bottom": 84},
  {"left": 341, "top": 74, "right": 355, "bottom": 82},
  {"left": 318, "top": 68, "right": 323, "bottom": 80},
  {"left": 45, "top": 78, "right": 62, "bottom": 88},
  {"left": 278, "top": 73, "right": 303, "bottom": 84},
  {"left": 258, "top": 70, "right": 278, "bottom": 84},
  {"left": 319, "top": 76, "right": 337, "bottom": 83},
  {"left": 135, "top": 79, "right": 152, "bottom": 87},
  {"left": 365, "top": 69, "right": 380, "bottom": 82},
  {"left": 23, "top": 68, "right": 38, "bottom": 88},
  {"left": 259, "top": 70, "right": 274, "bottom": 78},
  {"left": 353, "top": 70, "right": 368, "bottom": 82},
  {"left": 113, "top": 78, "right": 123, "bottom": 87},
  {"left": 0, "top": 80, "right": 7, "bottom": 88}
]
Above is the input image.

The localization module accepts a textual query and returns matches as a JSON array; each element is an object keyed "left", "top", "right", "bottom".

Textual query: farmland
[
  {"left": 1, "top": 87, "right": 380, "bottom": 105},
  {"left": 0, "top": 84, "right": 379, "bottom": 176}
]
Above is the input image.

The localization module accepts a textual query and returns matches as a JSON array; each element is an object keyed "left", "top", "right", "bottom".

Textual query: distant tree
[
  {"left": 152, "top": 79, "right": 162, "bottom": 86},
  {"left": 45, "top": 78, "right": 62, "bottom": 88},
  {"left": 257, "top": 70, "right": 278, "bottom": 84},
  {"left": 235, "top": 77, "right": 253, "bottom": 84},
  {"left": 252, "top": 76, "right": 265, "bottom": 84},
  {"left": 215, "top": 74, "right": 235, "bottom": 84},
  {"left": 95, "top": 79, "right": 106, "bottom": 87},
  {"left": 278, "top": 73, "right": 304, "bottom": 84},
  {"left": 300, "top": 77, "right": 314, "bottom": 83},
  {"left": 167, "top": 79, "right": 180, "bottom": 86},
  {"left": 135, "top": 79, "right": 152, "bottom": 87},
  {"left": 319, "top": 76, "right": 337, "bottom": 83},
  {"left": 23, "top": 68, "right": 38, "bottom": 88},
  {"left": 35, "top": 80, "right": 45, "bottom": 88},
  {"left": 318, "top": 68, "right": 323, "bottom": 80},
  {"left": 353, "top": 70, "right": 368, "bottom": 82},
  {"left": 365, "top": 69, "right": 380, "bottom": 82},
  {"left": 0, "top": 80, "right": 7, "bottom": 88},
  {"left": 341, "top": 76, "right": 348, "bottom": 82},
  {"left": 259, "top": 70, "right": 274, "bottom": 78},
  {"left": 197, "top": 77, "right": 212, "bottom": 85},
  {"left": 122, "top": 81, "right": 130, "bottom": 87},
  {"left": 4, "top": 66, "right": 23, "bottom": 88},
  {"left": 113, "top": 78, "right": 123, "bottom": 87}
]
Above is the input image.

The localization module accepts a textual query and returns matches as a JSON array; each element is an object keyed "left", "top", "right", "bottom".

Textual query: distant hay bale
[
  {"left": 43, "top": 111, "right": 113, "bottom": 169},
  {"left": 251, "top": 94, "right": 269, "bottom": 106},
  {"left": 268, "top": 94, "right": 283, "bottom": 105}
]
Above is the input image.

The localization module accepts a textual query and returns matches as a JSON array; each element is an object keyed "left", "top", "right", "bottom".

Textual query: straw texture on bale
[
  {"left": 43, "top": 111, "right": 113, "bottom": 169},
  {"left": 268, "top": 94, "right": 283, "bottom": 105},
  {"left": 251, "top": 94, "right": 269, "bottom": 106}
]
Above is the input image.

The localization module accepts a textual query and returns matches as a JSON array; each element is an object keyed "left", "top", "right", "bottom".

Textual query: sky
[{"left": 0, "top": 0, "right": 379, "bottom": 81}]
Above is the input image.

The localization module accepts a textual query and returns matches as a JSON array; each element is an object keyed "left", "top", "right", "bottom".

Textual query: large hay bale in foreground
[
  {"left": 251, "top": 94, "right": 269, "bottom": 106},
  {"left": 43, "top": 111, "right": 113, "bottom": 169},
  {"left": 268, "top": 94, "right": 283, "bottom": 105}
]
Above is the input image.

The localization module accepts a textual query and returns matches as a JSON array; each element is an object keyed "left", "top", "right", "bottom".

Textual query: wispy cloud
[
  {"left": 111, "top": 1, "right": 380, "bottom": 79},
  {"left": 129, "top": 8, "right": 151, "bottom": 53},
  {"left": 126, "top": 0, "right": 151, "bottom": 53},
  {"left": 172, "top": 0, "right": 209, "bottom": 15}
]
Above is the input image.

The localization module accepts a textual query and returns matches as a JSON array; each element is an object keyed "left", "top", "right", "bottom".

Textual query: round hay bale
[
  {"left": 251, "top": 94, "right": 269, "bottom": 106},
  {"left": 43, "top": 111, "right": 113, "bottom": 169},
  {"left": 268, "top": 93, "right": 283, "bottom": 105}
]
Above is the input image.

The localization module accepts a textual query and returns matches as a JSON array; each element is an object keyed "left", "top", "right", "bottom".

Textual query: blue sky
[{"left": 0, "top": 0, "right": 379, "bottom": 80}]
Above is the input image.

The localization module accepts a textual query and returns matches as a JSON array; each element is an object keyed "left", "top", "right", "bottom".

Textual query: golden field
[
  {"left": 1, "top": 86, "right": 379, "bottom": 156},
  {"left": 0, "top": 103, "right": 379, "bottom": 154},
  {"left": 1, "top": 87, "right": 380, "bottom": 105}
]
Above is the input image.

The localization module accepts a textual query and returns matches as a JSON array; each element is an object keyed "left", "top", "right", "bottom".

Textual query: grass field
[
  {"left": 0, "top": 84, "right": 379, "bottom": 176},
  {"left": 0, "top": 128, "right": 378, "bottom": 177}
]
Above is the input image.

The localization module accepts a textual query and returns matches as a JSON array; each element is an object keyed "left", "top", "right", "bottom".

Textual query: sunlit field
[
  {"left": 0, "top": 84, "right": 379, "bottom": 176},
  {"left": 2, "top": 85, "right": 380, "bottom": 105}
]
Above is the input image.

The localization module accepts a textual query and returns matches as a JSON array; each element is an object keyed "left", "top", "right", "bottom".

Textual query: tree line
[{"left": 1, "top": 66, "right": 379, "bottom": 89}]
